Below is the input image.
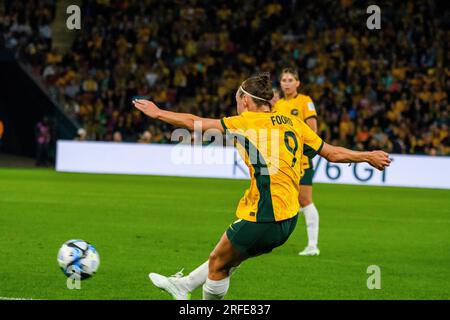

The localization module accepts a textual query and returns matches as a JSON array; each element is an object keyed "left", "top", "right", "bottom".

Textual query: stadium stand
[{"left": 1, "top": 0, "right": 449, "bottom": 155}]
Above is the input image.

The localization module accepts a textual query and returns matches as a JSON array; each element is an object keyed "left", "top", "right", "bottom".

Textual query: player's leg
[
  {"left": 203, "top": 232, "right": 246, "bottom": 300},
  {"left": 148, "top": 231, "right": 244, "bottom": 300},
  {"left": 299, "top": 185, "right": 319, "bottom": 247},
  {"left": 149, "top": 216, "right": 297, "bottom": 299},
  {"left": 180, "top": 261, "right": 209, "bottom": 291},
  {"left": 299, "top": 165, "right": 320, "bottom": 256},
  {"left": 202, "top": 215, "right": 298, "bottom": 299}
]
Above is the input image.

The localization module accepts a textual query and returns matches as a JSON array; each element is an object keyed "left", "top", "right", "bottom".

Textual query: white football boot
[
  {"left": 149, "top": 269, "right": 191, "bottom": 300},
  {"left": 299, "top": 246, "right": 320, "bottom": 256}
]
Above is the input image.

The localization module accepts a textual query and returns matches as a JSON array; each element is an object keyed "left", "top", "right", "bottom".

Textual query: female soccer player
[
  {"left": 273, "top": 68, "right": 321, "bottom": 256},
  {"left": 133, "top": 73, "right": 390, "bottom": 300}
]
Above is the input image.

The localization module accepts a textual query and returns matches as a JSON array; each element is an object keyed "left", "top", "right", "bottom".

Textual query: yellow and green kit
[{"left": 221, "top": 110, "right": 323, "bottom": 257}]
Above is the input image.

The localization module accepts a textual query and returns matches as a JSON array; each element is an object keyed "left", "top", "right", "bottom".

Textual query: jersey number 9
[{"left": 284, "top": 131, "right": 298, "bottom": 168}]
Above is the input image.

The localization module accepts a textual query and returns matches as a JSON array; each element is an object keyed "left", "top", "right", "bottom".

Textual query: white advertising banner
[
  {"left": 56, "top": 140, "right": 450, "bottom": 189},
  {"left": 56, "top": 141, "right": 249, "bottom": 179},
  {"left": 310, "top": 155, "right": 450, "bottom": 189}
]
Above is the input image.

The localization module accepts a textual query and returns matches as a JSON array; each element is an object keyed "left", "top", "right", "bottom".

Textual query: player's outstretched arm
[
  {"left": 319, "top": 142, "right": 391, "bottom": 171},
  {"left": 133, "top": 99, "right": 224, "bottom": 133}
]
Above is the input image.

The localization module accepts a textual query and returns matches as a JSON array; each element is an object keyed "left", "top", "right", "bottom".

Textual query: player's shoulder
[
  {"left": 297, "top": 94, "right": 317, "bottom": 113},
  {"left": 231, "top": 111, "right": 262, "bottom": 126},
  {"left": 296, "top": 93, "right": 314, "bottom": 103},
  {"left": 289, "top": 114, "right": 306, "bottom": 126}
]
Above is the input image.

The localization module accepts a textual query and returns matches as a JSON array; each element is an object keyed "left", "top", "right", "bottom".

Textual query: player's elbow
[
  {"left": 184, "top": 117, "right": 197, "bottom": 131},
  {"left": 320, "top": 143, "right": 341, "bottom": 163}
]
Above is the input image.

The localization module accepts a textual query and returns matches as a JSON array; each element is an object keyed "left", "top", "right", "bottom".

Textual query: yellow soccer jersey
[
  {"left": 273, "top": 94, "right": 317, "bottom": 121},
  {"left": 221, "top": 111, "right": 323, "bottom": 222}
]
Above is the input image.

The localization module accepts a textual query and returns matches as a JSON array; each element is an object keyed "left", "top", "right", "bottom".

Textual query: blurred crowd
[
  {"left": 1, "top": 0, "right": 449, "bottom": 155},
  {"left": 0, "top": 0, "right": 56, "bottom": 62}
]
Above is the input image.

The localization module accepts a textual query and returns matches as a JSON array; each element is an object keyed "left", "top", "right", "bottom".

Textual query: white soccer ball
[{"left": 57, "top": 239, "right": 100, "bottom": 279}]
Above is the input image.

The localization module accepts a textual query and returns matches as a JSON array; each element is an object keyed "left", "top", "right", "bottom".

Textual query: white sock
[
  {"left": 301, "top": 203, "right": 319, "bottom": 247},
  {"left": 202, "top": 277, "right": 230, "bottom": 300},
  {"left": 180, "top": 261, "right": 209, "bottom": 292}
]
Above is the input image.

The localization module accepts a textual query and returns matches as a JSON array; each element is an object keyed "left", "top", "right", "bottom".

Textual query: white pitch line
[{"left": 0, "top": 297, "right": 36, "bottom": 300}]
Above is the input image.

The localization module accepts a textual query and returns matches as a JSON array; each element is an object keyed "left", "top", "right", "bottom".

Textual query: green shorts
[
  {"left": 226, "top": 215, "right": 298, "bottom": 258},
  {"left": 300, "top": 157, "right": 315, "bottom": 186}
]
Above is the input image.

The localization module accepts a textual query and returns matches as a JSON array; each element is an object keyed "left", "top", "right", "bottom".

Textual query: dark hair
[
  {"left": 240, "top": 72, "right": 273, "bottom": 107},
  {"left": 280, "top": 67, "right": 299, "bottom": 80}
]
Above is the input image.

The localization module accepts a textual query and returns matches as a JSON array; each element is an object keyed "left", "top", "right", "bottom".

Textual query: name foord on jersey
[{"left": 270, "top": 115, "right": 293, "bottom": 126}]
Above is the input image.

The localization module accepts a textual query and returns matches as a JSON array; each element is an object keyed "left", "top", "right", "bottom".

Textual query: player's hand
[
  {"left": 367, "top": 151, "right": 391, "bottom": 170},
  {"left": 132, "top": 99, "right": 161, "bottom": 119}
]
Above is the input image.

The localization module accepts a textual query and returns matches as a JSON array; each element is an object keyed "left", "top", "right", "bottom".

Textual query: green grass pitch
[{"left": 0, "top": 168, "right": 449, "bottom": 300}]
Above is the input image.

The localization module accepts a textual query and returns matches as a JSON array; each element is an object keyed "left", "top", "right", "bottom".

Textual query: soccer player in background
[
  {"left": 273, "top": 68, "right": 321, "bottom": 256},
  {"left": 133, "top": 73, "right": 390, "bottom": 300}
]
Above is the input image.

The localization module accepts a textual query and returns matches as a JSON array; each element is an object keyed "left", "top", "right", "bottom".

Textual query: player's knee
[
  {"left": 208, "top": 252, "right": 219, "bottom": 270},
  {"left": 208, "top": 253, "right": 230, "bottom": 277}
]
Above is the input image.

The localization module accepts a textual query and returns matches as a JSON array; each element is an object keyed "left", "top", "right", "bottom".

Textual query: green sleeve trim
[
  {"left": 220, "top": 118, "right": 228, "bottom": 131},
  {"left": 317, "top": 140, "right": 324, "bottom": 154},
  {"left": 304, "top": 140, "right": 324, "bottom": 159}
]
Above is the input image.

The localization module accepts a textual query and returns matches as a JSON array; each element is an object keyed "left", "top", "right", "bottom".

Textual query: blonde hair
[{"left": 280, "top": 67, "right": 299, "bottom": 81}]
